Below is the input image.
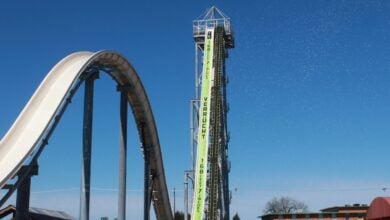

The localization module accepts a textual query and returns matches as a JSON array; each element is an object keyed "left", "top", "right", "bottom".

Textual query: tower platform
[{"left": 193, "top": 6, "right": 235, "bottom": 48}]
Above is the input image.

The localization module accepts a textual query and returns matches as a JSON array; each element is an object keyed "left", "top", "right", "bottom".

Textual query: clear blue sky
[{"left": 1, "top": 0, "right": 390, "bottom": 219}]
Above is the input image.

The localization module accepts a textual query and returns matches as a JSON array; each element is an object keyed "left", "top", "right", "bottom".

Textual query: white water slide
[{"left": 0, "top": 51, "right": 172, "bottom": 219}]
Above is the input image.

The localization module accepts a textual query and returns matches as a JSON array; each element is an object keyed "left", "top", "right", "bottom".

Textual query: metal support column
[
  {"left": 80, "top": 71, "right": 98, "bottom": 220},
  {"left": 184, "top": 173, "right": 188, "bottom": 220},
  {"left": 185, "top": 33, "right": 203, "bottom": 220},
  {"left": 140, "top": 123, "right": 151, "bottom": 220},
  {"left": 173, "top": 188, "right": 176, "bottom": 215},
  {"left": 190, "top": 100, "right": 194, "bottom": 173},
  {"left": 195, "top": 42, "right": 200, "bottom": 100},
  {"left": 117, "top": 85, "right": 129, "bottom": 220},
  {"left": 144, "top": 159, "right": 150, "bottom": 220},
  {"left": 184, "top": 170, "right": 193, "bottom": 220},
  {"left": 15, "top": 164, "right": 38, "bottom": 220}
]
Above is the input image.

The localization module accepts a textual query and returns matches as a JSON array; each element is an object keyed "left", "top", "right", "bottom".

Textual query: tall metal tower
[{"left": 184, "top": 6, "right": 234, "bottom": 220}]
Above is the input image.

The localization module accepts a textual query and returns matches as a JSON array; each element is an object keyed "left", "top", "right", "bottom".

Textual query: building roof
[
  {"left": 366, "top": 197, "right": 390, "bottom": 220},
  {"left": 260, "top": 211, "right": 367, "bottom": 219},
  {"left": 321, "top": 204, "right": 369, "bottom": 212},
  {"left": 0, "top": 205, "right": 74, "bottom": 220},
  {"left": 29, "top": 207, "right": 74, "bottom": 219},
  {"left": 259, "top": 203, "right": 369, "bottom": 219}
]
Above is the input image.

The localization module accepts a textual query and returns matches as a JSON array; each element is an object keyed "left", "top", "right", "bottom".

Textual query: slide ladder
[{"left": 208, "top": 27, "right": 225, "bottom": 220}]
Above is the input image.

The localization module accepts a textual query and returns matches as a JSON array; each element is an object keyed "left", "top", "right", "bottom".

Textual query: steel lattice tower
[{"left": 184, "top": 6, "right": 234, "bottom": 220}]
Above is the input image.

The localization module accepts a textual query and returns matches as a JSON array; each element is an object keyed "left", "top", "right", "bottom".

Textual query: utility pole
[{"left": 174, "top": 187, "right": 176, "bottom": 215}]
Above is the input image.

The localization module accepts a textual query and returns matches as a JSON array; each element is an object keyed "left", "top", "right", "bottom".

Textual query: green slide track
[
  {"left": 192, "top": 24, "right": 231, "bottom": 220},
  {"left": 191, "top": 27, "right": 215, "bottom": 220}
]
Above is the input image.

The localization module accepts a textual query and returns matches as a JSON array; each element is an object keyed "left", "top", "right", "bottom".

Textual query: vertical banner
[{"left": 191, "top": 28, "right": 215, "bottom": 220}]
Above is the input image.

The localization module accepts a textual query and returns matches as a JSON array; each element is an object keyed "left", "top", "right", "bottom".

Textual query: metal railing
[{"left": 193, "top": 18, "right": 233, "bottom": 37}]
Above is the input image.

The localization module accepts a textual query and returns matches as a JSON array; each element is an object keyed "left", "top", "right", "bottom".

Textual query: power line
[
  {"left": 232, "top": 186, "right": 389, "bottom": 193},
  {"left": 30, "top": 187, "right": 184, "bottom": 194}
]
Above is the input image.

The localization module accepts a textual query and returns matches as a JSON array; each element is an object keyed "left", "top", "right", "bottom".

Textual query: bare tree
[{"left": 263, "top": 196, "right": 308, "bottom": 214}]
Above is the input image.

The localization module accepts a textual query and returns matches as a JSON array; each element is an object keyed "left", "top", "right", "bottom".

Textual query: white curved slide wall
[
  {"left": 0, "top": 52, "right": 94, "bottom": 187},
  {"left": 0, "top": 51, "right": 173, "bottom": 219}
]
